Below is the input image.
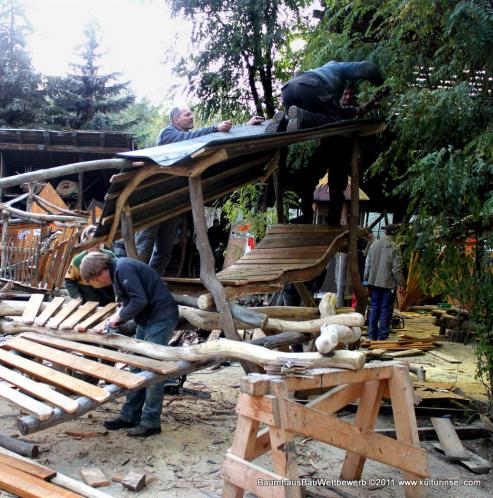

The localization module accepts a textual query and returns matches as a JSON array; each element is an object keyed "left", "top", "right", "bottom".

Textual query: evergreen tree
[
  {"left": 0, "top": 0, "right": 43, "bottom": 127},
  {"left": 44, "top": 23, "right": 135, "bottom": 130}
]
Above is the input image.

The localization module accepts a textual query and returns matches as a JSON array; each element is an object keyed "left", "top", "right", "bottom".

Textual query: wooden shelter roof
[{"left": 97, "top": 118, "right": 385, "bottom": 242}]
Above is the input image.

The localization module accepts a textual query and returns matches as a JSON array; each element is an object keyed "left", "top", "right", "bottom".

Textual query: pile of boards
[{"left": 363, "top": 332, "right": 441, "bottom": 353}]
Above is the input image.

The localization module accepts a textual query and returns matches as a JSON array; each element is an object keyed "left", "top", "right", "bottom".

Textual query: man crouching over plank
[{"left": 80, "top": 252, "right": 179, "bottom": 438}]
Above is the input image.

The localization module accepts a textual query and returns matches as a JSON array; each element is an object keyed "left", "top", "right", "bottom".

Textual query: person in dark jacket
[
  {"left": 282, "top": 60, "right": 384, "bottom": 131},
  {"left": 80, "top": 252, "right": 179, "bottom": 438}
]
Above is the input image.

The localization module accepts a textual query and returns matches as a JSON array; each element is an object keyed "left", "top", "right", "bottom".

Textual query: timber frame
[{"left": 223, "top": 362, "right": 429, "bottom": 498}]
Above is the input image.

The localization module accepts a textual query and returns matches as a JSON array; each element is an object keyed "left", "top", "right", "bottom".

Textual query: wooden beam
[
  {"left": 188, "top": 174, "right": 260, "bottom": 374},
  {"left": 120, "top": 205, "right": 138, "bottom": 259},
  {"left": 0, "top": 383, "right": 53, "bottom": 420}
]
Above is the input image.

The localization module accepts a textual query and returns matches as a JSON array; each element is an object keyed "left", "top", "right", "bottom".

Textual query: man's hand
[
  {"left": 246, "top": 116, "right": 264, "bottom": 125},
  {"left": 356, "top": 100, "right": 377, "bottom": 117},
  {"left": 217, "top": 120, "right": 233, "bottom": 132},
  {"left": 107, "top": 312, "right": 123, "bottom": 329}
]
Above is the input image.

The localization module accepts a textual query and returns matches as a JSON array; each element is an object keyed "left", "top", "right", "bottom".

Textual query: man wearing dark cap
[{"left": 363, "top": 224, "right": 405, "bottom": 340}]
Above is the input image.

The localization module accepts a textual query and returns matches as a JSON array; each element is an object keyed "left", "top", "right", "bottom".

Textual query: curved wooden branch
[
  {"left": 0, "top": 158, "right": 135, "bottom": 189},
  {"left": 0, "top": 204, "right": 87, "bottom": 223}
]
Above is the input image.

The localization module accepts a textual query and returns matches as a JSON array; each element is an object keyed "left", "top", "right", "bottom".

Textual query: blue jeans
[
  {"left": 368, "top": 286, "right": 395, "bottom": 340},
  {"left": 135, "top": 217, "right": 179, "bottom": 276},
  {"left": 119, "top": 313, "right": 178, "bottom": 428}
]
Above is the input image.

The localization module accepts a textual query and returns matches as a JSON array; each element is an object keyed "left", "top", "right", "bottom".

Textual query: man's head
[
  {"left": 80, "top": 252, "right": 112, "bottom": 284},
  {"left": 169, "top": 106, "right": 194, "bottom": 131},
  {"left": 340, "top": 82, "right": 358, "bottom": 107},
  {"left": 383, "top": 223, "right": 400, "bottom": 236}
]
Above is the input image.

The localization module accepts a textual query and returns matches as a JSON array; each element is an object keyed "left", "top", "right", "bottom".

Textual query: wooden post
[
  {"left": 120, "top": 205, "right": 138, "bottom": 259},
  {"left": 348, "top": 137, "right": 368, "bottom": 314},
  {"left": 273, "top": 148, "right": 285, "bottom": 224},
  {"left": 77, "top": 171, "right": 84, "bottom": 210},
  {"left": 0, "top": 211, "right": 9, "bottom": 278},
  {"left": 188, "top": 175, "right": 260, "bottom": 374},
  {"left": 0, "top": 152, "right": 4, "bottom": 203}
]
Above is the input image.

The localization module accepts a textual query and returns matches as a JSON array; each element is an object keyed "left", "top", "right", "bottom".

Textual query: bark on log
[
  {"left": 246, "top": 306, "right": 319, "bottom": 320},
  {"left": 0, "top": 433, "right": 38, "bottom": 458}
]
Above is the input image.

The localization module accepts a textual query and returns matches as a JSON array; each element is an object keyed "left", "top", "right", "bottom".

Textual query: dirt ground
[{"left": 0, "top": 312, "right": 492, "bottom": 497}]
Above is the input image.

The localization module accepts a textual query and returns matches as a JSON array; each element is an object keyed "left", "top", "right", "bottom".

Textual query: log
[
  {"left": 315, "top": 324, "right": 361, "bottom": 354},
  {"left": 172, "top": 293, "right": 267, "bottom": 329},
  {"left": 6, "top": 326, "right": 365, "bottom": 371},
  {"left": 0, "top": 158, "right": 135, "bottom": 189},
  {"left": 188, "top": 175, "right": 259, "bottom": 374},
  {"left": 248, "top": 332, "right": 309, "bottom": 349},
  {"left": 246, "top": 306, "right": 319, "bottom": 320},
  {"left": 265, "top": 312, "right": 365, "bottom": 333},
  {"left": 0, "top": 433, "right": 38, "bottom": 458},
  {"left": 0, "top": 203, "right": 87, "bottom": 223},
  {"left": 0, "top": 300, "right": 47, "bottom": 317},
  {"left": 177, "top": 307, "right": 364, "bottom": 333}
]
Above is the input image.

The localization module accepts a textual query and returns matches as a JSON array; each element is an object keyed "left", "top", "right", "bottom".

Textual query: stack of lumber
[{"left": 365, "top": 333, "right": 440, "bottom": 351}]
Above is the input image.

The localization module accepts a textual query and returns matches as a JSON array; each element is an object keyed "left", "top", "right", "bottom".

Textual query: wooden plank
[
  {"left": 431, "top": 443, "right": 490, "bottom": 474},
  {"left": 427, "top": 350, "right": 462, "bottom": 364},
  {"left": 80, "top": 467, "right": 110, "bottom": 488},
  {"left": 21, "top": 294, "right": 44, "bottom": 325},
  {"left": 0, "top": 453, "right": 55, "bottom": 480},
  {"left": 0, "top": 364, "right": 79, "bottom": 413},
  {"left": 0, "top": 462, "right": 81, "bottom": 498},
  {"left": 59, "top": 301, "right": 99, "bottom": 330},
  {"left": 47, "top": 299, "right": 82, "bottom": 329},
  {"left": 223, "top": 453, "right": 287, "bottom": 498},
  {"left": 282, "top": 398, "right": 429, "bottom": 477},
  {"left": 34, "top": 297, "right": 65, "bottom": 326},
  {"left": 431, "top": 418, "right": 469, "bottom": 460},
  {"left": 5, "top": 337, "right": 145, "bottom": 389},
  {"left": 0, "top": 348, "right": 109, "bottom": 402},
  {"left": 0, "top": 382, "right": 53, "bottom": 420},
  {"left": 76, "top": 302, "right": 117, "bottom": 331},
  {"left": 22, "top": 333, "right": 175, "bottom": 375}
]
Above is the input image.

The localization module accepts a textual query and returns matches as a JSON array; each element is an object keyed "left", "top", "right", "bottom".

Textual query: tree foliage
[
  {"left": 43, "top": 23, "right": 135, "bottom": 130},
  {"left": 0, "top": 0, "right": 43, "bottom": 126},
  {"left": 304, "top": 0, "right": 493, "bottom": 401},
  {"left": 168, "top": 0, "right": 310, "bottom": 120}
]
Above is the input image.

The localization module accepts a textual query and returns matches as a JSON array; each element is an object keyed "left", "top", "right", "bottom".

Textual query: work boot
[
  {"left": 264, "top": 110, "right": 286, "bottom": 134},
  {"left": 286, "top": 105, "right": 304, "bottom": 132},
  {"left": 104, "top": 417, "right": 139, "bottom": 430},
  {"left": 127, "top": 425, "right": 162, "bottom": 438}
]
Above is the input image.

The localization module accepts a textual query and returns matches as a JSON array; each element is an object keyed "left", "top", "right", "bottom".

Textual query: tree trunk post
[
  {"left": 120, "top": 205, "right": 138, "bottom": 259},
  {"left": 188, "top": 175, "right": 261, "bottom": 374},
  {"left": 349, "top": 137, "right": 368, "bottom": 314},
  {"left": 0, "top": 211, "right": 9, "bottom": 278},
  {"left": 273, "top": 148, "right": 285, "bottom": 223}
]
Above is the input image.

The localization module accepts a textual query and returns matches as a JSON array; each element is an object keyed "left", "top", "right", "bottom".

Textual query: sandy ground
[{"left": 0, "top": 313, "right": 492, "bottom": 497}]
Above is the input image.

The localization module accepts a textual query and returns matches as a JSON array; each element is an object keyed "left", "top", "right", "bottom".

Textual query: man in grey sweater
[
  {"left": 363, "top": 224, "right": 405, "bottom": 340},
  {"left": 136, "top": 106, "right": 263, "bottom": 276}
]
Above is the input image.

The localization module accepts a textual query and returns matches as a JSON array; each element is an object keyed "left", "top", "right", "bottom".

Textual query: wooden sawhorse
[{"left": 222, "top": 362, "right": 429, "bottom": 498}]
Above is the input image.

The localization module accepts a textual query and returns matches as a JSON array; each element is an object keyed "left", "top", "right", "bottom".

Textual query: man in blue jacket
[
  {"left": 269, "top": 60, "right": 384, "bottom": 132},
  {"left": 80, "top": 252, "right": 179, "bottom": 438}
]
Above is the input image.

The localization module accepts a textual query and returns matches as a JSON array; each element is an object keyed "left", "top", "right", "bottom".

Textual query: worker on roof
[
  {"left": 80, "top": 252, "right": 178, "bottom": 438},
  {"left": 265, "top": 60, "right": 385, "bottom": 133},
  {"left": 135, "top": 105, "right": 263, "bottom": 278}
]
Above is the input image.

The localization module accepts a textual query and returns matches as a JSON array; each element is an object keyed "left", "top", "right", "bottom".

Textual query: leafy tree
[
  {"left": 167, "top": 0, "right": 310, "bottom": 120},
  {"left": 0, "top": 0, "right": 43, "bottom": 126},
  {"left": 44, "top": 23, "right": 135, "bottom": 130},
  {"left": 304, "top": 0, "right": 493, "bottom": 403}
]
